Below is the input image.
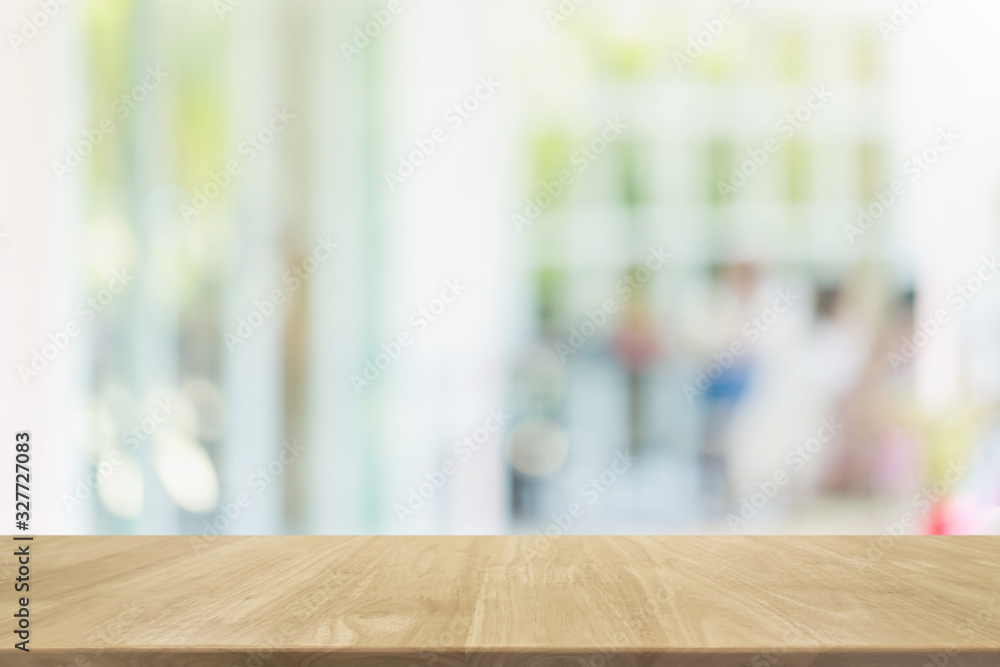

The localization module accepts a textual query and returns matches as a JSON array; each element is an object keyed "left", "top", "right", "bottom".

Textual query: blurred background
[{"left": 3, "top": 0, "right": 1000, "bottom": 536}]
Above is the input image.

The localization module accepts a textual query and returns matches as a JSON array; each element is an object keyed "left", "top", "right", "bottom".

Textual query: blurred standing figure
[
  {"left": 726, "top": 280, "right": 874, "bottom": 513},
  {"left": 680, "top": 262, "right": 762, "bottom": 511},
  {"left": 613, "top": 266, "right": 661, "bottom": 457},
  {"left": 824, "top": 289, "right": 919, "bottom": 496}
]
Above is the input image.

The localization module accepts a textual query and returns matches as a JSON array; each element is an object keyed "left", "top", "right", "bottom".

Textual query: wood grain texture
[{"left": 3, "top": 536, "right": 999, "bottom": 666}]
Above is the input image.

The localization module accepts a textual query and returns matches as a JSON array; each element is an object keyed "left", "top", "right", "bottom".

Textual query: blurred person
[
  {"left": 724, "top": 280, "right": 873, "bottom": 522},
  {"left": 680, "top": 261, "right": 769, "bottom": 512},
  {"left": 820, "top": 286, "right": 998, "bottom": 535},
  {"left": 796, "top": 283, "right": 876, "bottom": 497},
  {"left": 823, "top": 289, "right": 922, "bottom": 498},
  {"left": 612, "top": 265, "right": 662, "bottom": 457}
]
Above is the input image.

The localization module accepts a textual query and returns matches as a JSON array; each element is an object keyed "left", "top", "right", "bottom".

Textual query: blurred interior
[{"left": 5, "top": 0, "right": 1000, "bottom": 535}]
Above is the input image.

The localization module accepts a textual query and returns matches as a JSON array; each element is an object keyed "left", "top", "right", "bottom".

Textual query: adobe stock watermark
[
  {"left": 7, "top": 0, "right": 71, "bottom": 53},
  {"left": 887, "top": 254, "right": 998, "bottom": 372},
  {"left": 179, "top": 108, "right": 294, "bottom": 224},
  {"left": 573, "top": 635, "right": 633, "bottom": 667},
  {"left": 190, "top": 438, "right": 306, "bottom": 551},
  {"left": 409, "top": 611, "right": 473, "bottom": 667},
  {"left": 383, "top": 75, "right": 500, "bottom": 191},
  {"left": 879, "top": 0, "right": 932, "bottom": 40},
  {"left": 745, "top": 620, "right": 823, "bottom": 667},
  {"left": 212, "top": 0, "right": 249, "bottom": 21},
  {"left": 727, "top": 417, "right": 842, "bottom": 533},
  {"left": 339, "top": 0, "right": 403, "bottom": 62},
  {"left": 844, "top": 126, "right": 959, "bottom": 244},
  {"left": 394, "top": 407, "right": 510, "bottom": 523},
  {"left": 646, "top": 574, "right": 679, "bottom": 616},
  {"left": 851, "top": 459, "right": 969, "bottom": 570},
  {"left": 673, "top": 0, "right": 754, "bottom": 73},
  {"left": 716, "top": 86, "right": 833, "bottom": 202},
  {"left": 545, "top": 0, "right": 589, "bottom": 31},
  {"left": 522, "top": 450, "right": 638, "bottom": 562},
  {"left": 41, "top": 600, "right": 145, "bottom": 665},
  {"left": 61, "top": 396, "right": 180, "bottom": 514},
  {"left": 923, "top": 588, "right": 1000, "bottom": 667},
  {"left": 17, "top": 269, "right": 134, "bottom": 385},
  {"left": 225, "top": 236, "right": 339, "bottom": 351},
  {"left": 87, "top": 601, "right": 143, "bottom": 650},
  {"left": 52, "top": 66, "right": 168, "bottom": 183},
  {"left": 555, "top": 246, "right": 671, "bottom": 362},
  {"left": 682, "top": 289, "right": 798, "bottom": 404},
  {"left": 512, "top": 117, "right": 629, "bottom": 234},
  {"left": 235, "top": 573, "right": 346, "bottom": 667},
  {"left": 351, "top": 278, "right": 468, "bottom": 394}
]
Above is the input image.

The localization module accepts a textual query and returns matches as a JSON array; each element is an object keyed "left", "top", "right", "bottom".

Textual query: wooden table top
[{"left": 4, "top": 535, "right": 999, "bottom": 666}]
